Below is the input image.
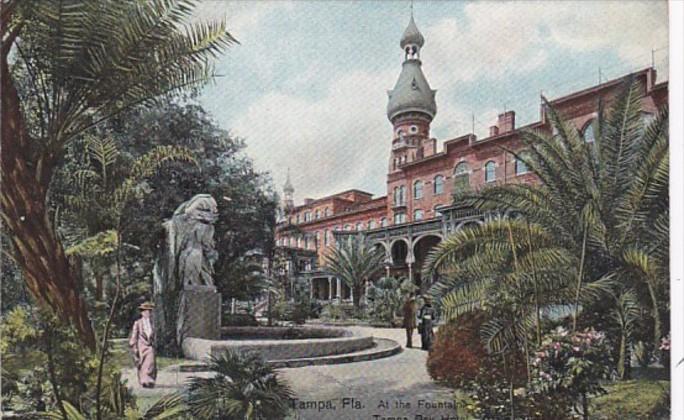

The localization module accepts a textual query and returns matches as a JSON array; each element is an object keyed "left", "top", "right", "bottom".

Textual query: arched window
[
  {"left": 344, "top": 224, "right": 352, "bottom": 231},
  {"left": 454, "top": 162, "right": 469, "bottom": 176},
  {"left": 433, "top": 175, "right": 444, "bottom": 195},
  {"left": 414, "top": 209, "right": 424, "bottom": 221},
  {"left": 515, "top": 153, "right": 529, "bottom": 175},
  {"left": 381, "top": 217, "right": 388, "bottom": 227},
  {"left": 394, "top": 212, "right": 406, "bottom": 224},
  {"left": 393, "top": 187, "right": 400, "bottom": 205},
  {"left": 413, "top": 180, "right": 423, "bottom": 200},
  {"left": 369, "top": 220, "right": 376, "bottom": 229},
  {"left": 325, "top": 207, "right": 331, "bottom": 217},
  {"left": 400, "top": 185, "right": 406, "bottom": 204},
  {"left": 315, "top": 210, "right": 320, "bottom": 219},
  {"left": 305, "top": 211, "right": 312, "bottom": 222},
  {"left": 453, "top": 162, "right": 470, "bottom": 193},
  {"left": 582, "top": 119, "right": 596, "bottom": 143},
  {"left": 485, "top": 161, "right": 496, "bottom": 182},
  {"left": 356, "top": 222, "right": 362, "bottom": 231}
]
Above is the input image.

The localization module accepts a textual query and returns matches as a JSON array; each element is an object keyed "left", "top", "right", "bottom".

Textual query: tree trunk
[
  {"left": 353, "top": 284, "right": 363, "bottom": 312},
  {"left": 1, "top": 49, "right": 96, "bottom": 350},
  {"left": 617, "top": 331, "right": 626, "bottom": 380},
  {"left": 573, "top": 224, "right": 588, "bottom": 332}
]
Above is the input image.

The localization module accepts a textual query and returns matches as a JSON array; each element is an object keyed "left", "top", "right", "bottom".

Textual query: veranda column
[
  {"left": 408, "top": 262, "right": 413, "bottom": 283},
  {"left": 310, "top": 279, "right": 314, "bottom": 300},
  {"left": 328, "top": 277, "right": 333, "bottom": 301},
  {"left": 336, "top": 277, "right": 342, "bottom": 300}
]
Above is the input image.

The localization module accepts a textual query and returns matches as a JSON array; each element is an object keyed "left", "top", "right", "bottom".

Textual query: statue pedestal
[{"left": 181, "top": 285, "right": 221, "bottom": 340}]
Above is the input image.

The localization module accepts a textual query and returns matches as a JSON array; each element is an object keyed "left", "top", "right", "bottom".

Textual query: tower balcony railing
[{"left": 391, "top": 201, "right": 407, "bottom": 210}]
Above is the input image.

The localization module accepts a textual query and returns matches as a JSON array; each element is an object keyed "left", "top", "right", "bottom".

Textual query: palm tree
[
  {"left": 424, "top": 218, "right": 612, "bottom": 368},
  {"left": 324, "top": 234, "right": 385, "bottom": 311},
  {"left": 184, "top": 350, "right": 294, "bottom": 420},
  {"left": 426, "top": 78, "right": 668, "bottom": 367},
  {"left": 1, "top": 0, "right": 237, "bottom": 349}
]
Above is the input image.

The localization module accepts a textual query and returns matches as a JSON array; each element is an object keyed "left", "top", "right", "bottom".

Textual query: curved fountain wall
[{"left": 182, "top": 326, "right": 375, "bottom": 362}]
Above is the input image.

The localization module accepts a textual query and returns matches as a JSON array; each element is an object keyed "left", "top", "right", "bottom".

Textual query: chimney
[
  {"left": 497, "top": 111, "right": 516, "bottom": 133},
  {"left": 489, "top": 125, "right": 499, "bottom": 137}
]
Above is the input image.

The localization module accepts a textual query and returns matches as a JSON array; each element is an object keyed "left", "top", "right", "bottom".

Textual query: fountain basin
[{"left": 182, "top": 326, "right": 374, "bottom": 361}]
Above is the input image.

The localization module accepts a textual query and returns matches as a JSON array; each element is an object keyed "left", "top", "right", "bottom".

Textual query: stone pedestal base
[{"left": 180, "top": 285, "right": 221, "bottom": 340}]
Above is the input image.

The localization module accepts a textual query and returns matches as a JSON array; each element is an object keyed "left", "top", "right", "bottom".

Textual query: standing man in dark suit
[{"left": 402, "top": 294, "right": 417, "bottom": 348}]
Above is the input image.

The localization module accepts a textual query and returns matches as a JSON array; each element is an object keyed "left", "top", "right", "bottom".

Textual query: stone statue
[
  {"left": 171, "top": 194, "right": 219, "bottom": 287},
  {"left": 153, "top": 194, "right": 221, "bottom": 352}
]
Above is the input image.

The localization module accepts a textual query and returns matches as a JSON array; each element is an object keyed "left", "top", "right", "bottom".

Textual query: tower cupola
[
  {"left": 283, "top": 168, "right": 294, "bottom": 209},
  {"left": 387, "top": 14, "right": 437, "bottom": 124},
  {"left": 400, "top": 14, "right": 424, "bottom": 60}
]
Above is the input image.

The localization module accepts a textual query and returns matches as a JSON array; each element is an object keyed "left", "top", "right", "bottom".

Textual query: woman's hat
[{"left": 139, "top": 301, "right": 155, "bottom": 310}]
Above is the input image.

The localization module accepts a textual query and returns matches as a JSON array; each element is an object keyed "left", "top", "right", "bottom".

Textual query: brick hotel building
[{"left": 273, "top": 15, "right": 668, "bottom": 303}]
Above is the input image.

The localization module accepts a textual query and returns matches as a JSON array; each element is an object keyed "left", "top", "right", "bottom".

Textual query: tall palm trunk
[
  {"left": 1, "top": 55, "right": 95, "bottom": 350},
  {"left": 572, "top": 223, "right": 588, "bottom": 332},
  {"left": 645, "top": 280, "right": 662, "bottom": 356}
]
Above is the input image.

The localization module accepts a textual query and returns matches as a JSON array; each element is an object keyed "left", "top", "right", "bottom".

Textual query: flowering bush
[{"left": 529, "top": 327, "right": 612, "bottom": 418}]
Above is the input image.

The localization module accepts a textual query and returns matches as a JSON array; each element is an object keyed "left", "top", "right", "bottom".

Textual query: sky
[{"left": 194, "top": 0, "right": 669, "bottom": 203}]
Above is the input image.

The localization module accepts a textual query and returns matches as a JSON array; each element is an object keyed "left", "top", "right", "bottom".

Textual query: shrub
[
  {"left": 0, "top": 306, "right": 136, "bottom": 416},
  {"left": 529, "top": 327, "right": 613, "bottom": 419},
  {"left": 427, "top": 311, "right": 488, "bottom": 387},
  {"left": 320, "top": 304, "right": 347, "bottom": 321},
  {"left": 427, "top": 311, "right": 535, "bottom": 418},
  {"left": 366, "top": 277, "right": 416, "bottom": 325},
  {"left": 184, "top": 350, "right": 294, "bottom": 419}
]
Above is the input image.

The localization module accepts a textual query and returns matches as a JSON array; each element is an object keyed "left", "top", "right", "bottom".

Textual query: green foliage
[
  {"left": 0, "top": 306, "right": 135, "bottom": 416},
  {"left": 426, "top": 80, "right": 669, "bottom": 381},
  {"left": 590, "top": 377, "right": 669, "bottom": 419},
  {"left": 324, "top": 234, "right": 385, "bottom": 310},
  {"left": 366, "top": 277, "right": 413, "bottom": 324},
  {"left": 183, "top": 350, "right": 295, "bottom": 419},
  {"left": 65, "top": 230, "right": 119, "bottom": 257},
  {"left": 320, "top": 304, "right": 348, "bottom": 321},
  {"left": 11, "top": 0, "right": 238, "bottom": 149},
  {"left": 529, "top": 327, "right": 613, "bottom": 418}
]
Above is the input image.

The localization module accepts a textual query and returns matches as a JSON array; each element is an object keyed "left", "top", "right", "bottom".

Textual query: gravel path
[{"left": 125, "top": 326, "right": 463, "bottom": 419}]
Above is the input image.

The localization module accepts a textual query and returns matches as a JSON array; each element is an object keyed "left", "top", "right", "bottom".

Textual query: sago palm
[
  {"left": 424, "top": 218, "right": 612, "bottom": 365},
  {"left": 184, "top": 350, "right": 294, "bottom": 420},
  {"left": 324, "top": 234, "right": 385, "bottom": 311},
  {"left": 1, "top": 0, "right": 237, "bottom": 349},
  {"left": 436, "top": 78, "right": 668, "bottom": 353}
]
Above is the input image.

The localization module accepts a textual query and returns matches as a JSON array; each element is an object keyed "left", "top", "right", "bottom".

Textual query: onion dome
[{"left": 400, "top": 15, "right": 424, "bottom": 49}]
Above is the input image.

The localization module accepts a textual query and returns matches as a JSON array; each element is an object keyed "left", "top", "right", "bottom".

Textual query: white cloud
[
  {"left": 421, "top": 1, "right": 667, "bottom": 85},
  {"left": 193, "top": 1, "right": 295, "bottom": 42},
  {"left": 231, "top": 69, "right": 398, "bottom": 201},
  {"left": 219, "top": 1, "right": 668, "bottom": 202}
]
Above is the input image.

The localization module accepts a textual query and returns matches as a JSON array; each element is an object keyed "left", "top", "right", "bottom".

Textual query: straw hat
[{"left": 139, "top": 301, "right": 155, "bottom": 310}]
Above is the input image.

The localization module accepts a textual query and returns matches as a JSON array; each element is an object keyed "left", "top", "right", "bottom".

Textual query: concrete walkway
[{"left": 125, "top": 326, "right": 463, "bottom": 419}]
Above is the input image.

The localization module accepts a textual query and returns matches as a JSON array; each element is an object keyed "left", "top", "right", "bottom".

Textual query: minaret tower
[
  {"left": 283, "top": 168, "right": 295, "bottom": 210},
  {"left": 387, "top": 11, "right": 437, "bottom": 171}
]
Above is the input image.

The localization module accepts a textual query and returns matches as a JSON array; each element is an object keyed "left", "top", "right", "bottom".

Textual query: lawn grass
[{"left": 590, "top": 368, "right": 669, "bottom": 419}]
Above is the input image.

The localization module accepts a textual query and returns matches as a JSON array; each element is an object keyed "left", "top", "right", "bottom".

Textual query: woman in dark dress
[{"left": 418, "top": 296, "right": 437, "bottom": 350}]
